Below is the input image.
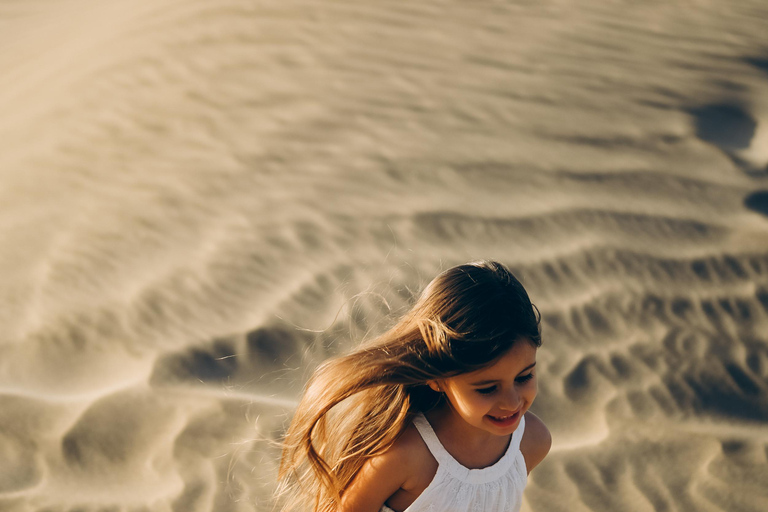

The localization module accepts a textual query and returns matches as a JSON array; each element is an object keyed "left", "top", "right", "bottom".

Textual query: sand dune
[{"left": 1, "top": 0, "right": 768, "bottom": 511}]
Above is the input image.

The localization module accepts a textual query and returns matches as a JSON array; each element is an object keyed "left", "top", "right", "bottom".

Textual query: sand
[{"left": 1, "top": 0, "right": 767, "bottom": 510}]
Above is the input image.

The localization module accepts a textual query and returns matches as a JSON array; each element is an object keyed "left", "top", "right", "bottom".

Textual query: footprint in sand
[
  {"left": 744, "top": 190, "right": 768, "bottom": 218},
  {"left": 689, "top": 98, "right": 768, "bottom": 219},
  {"left": 689, "top": 99, "right": 766, "bottom": 175},
  {"left": 690, "top": 103, "right": 756, "bottom": 151}
]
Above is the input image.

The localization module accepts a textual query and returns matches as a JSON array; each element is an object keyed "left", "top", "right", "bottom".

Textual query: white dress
[{"left": 380, "top": 412, "right": 527, "bottom": 512}]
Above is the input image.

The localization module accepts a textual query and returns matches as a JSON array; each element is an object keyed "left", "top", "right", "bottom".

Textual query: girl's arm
[{"left": 520, "top": 411, "right": 552, "bottom": 474}]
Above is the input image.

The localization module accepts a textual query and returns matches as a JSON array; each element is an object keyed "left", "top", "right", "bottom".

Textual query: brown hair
[{"left": 276, "top": 260, "right": 541, "bottom": 511}]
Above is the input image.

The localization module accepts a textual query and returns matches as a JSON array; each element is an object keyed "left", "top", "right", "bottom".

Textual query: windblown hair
[{"left": 276, "top": 260, "right": 541, "bottom": 512}]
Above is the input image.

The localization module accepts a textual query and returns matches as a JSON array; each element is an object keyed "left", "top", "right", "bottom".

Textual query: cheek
[
  {"left": 448, "top": 391, "right": 491, "bottom": 414},
  {"left": 525, "top": 379, "right": 538, "bottom": 402},
  {"left": 465, "top": 394, "right": 498, "bottom": 414}
]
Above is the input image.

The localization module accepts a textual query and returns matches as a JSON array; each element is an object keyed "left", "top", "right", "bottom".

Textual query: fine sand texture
[{"left": 1, "top": 0, "right": 768, "bottom": 511}]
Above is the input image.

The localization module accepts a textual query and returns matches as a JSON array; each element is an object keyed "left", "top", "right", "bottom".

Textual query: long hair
[{"left": 276, "top": 260, "right": 541, "bottom": 511}]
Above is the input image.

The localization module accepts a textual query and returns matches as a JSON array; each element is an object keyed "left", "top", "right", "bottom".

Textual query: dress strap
[{"left": 412, "top": 412, "right": 453, "bottom": 465}]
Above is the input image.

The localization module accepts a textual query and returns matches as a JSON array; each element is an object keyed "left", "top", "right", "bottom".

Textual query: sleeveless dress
[{"left": 380, "top": 412, "right": 528, "bottom": 512}]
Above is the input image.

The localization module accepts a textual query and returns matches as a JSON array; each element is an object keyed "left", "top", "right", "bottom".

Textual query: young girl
[{"left": 278, "top": 261, "right": 551, "bottom": 512}]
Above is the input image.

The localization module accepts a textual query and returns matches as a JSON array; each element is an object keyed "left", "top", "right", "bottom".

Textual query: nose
[{"left": 501, "top": 387, "right": 521, "bottom": 411}]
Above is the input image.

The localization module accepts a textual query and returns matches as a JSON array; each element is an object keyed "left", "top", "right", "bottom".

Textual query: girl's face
[{"left": 430, "top": 341, "right": 538, "bottom": 437}]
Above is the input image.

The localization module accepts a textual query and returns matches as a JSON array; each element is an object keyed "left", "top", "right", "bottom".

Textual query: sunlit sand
[{"left": 1, "top": 0, "right": 767, "bottom": 510}]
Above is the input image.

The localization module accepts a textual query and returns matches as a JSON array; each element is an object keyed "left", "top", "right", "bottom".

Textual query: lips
[{"left": 486, "top": 410, "right": 520, "bottom": 428}]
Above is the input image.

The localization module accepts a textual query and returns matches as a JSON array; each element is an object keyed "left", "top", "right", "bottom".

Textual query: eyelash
[{"left": 475, "top": 373, "right": 534, "bottom": 395}]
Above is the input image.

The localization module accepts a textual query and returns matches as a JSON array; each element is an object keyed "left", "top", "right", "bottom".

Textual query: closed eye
[
  {"left": 475, "top": 386, "right": 497, "bottom": 395},
  {"left": 516, "top": 373, "right": 534, "bottom": 384}
]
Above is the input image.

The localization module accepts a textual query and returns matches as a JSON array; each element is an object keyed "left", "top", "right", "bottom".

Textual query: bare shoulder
[
  {"left": 519, "top": 411, "right": 552, "bottom": 474},
  {"left": 341, "top": 421, "right": 435, "bottom": 512},
  {"left": 386, "top": 421, "right": 437, "bottom": 491}
]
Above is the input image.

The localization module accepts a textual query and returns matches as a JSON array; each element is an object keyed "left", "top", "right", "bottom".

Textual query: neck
[
  {"left": 423, "top": 405, "right": 512, "bottom": 469},
  {"left": 427, "top": 403, "right": 508, "bottom": 448}
]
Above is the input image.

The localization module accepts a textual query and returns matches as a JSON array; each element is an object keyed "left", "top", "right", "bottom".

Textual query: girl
[{"left": 278, "top": 261, "right": 551, "bottom": 512}]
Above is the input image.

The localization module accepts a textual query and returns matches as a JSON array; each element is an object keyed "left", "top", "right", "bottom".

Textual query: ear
[{"left": 427, "top": 380, "right": 441, "bottom": 393}]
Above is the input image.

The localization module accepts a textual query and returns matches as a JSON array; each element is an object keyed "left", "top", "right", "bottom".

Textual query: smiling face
[{"left": 429, "top": 340, "right": 538, "bottom": 438}]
